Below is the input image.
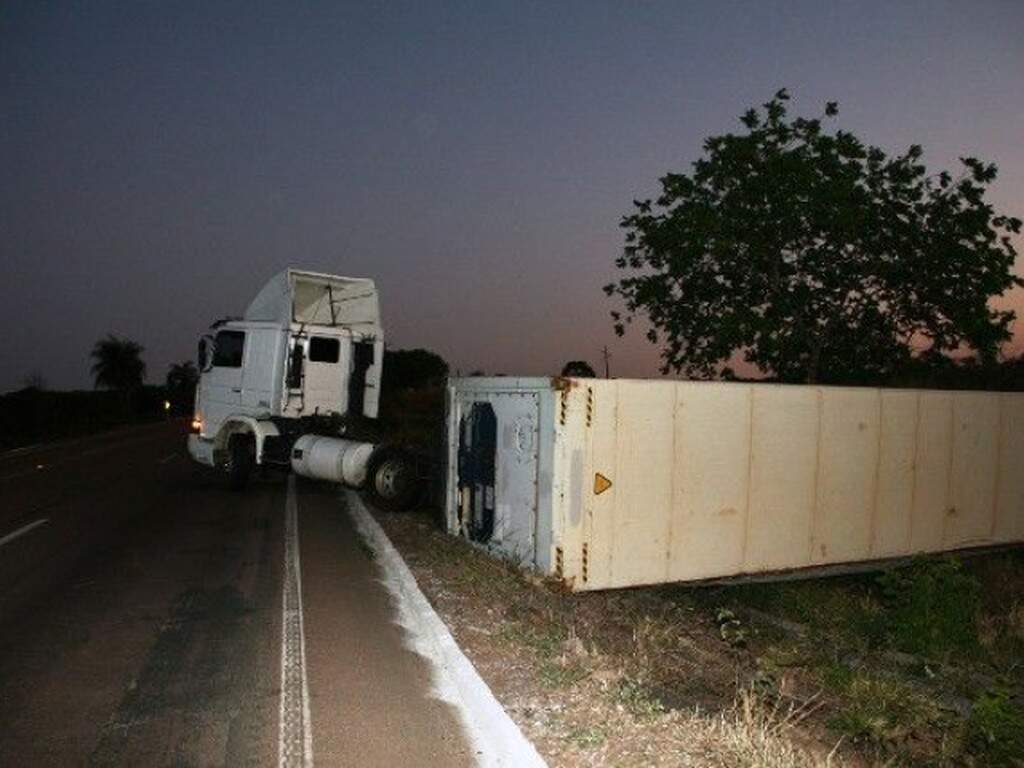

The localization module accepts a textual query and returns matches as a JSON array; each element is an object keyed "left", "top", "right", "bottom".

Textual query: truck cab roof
[{"left": 243, "top": 268, "right": 381, "bottom": 338}]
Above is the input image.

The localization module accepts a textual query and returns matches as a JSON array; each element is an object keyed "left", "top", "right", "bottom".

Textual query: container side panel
[
  {"left": 745, "top": 387, "right": 820, "bottom": 572},
  {"left": 812, "top": 389, "right": 880, "bottom": 564},
  {"left": 871, "top": 391, "right": 919, "bottom": 557},
  {"left": 944, "top": 393, "right": 1000, "bottom": 547},
  {"left": 606, "top": 382, "right": 676, "bottom": 587},
  {"left": 533, "top": 390, "right": 557, "bottom": 575},
  {"left": 667, "top": 383, "right": 752, "bottom": 581},
  {"left": 910, "top": 392, "right": 953, "bottom": 552},
  {"left": 553, "top": 384, "right": 589, "bottom": 585},
  {"left": 581, "top": 381, "right": 618, "bottom": 588},
  {"left": 994, "top": 394, "right": 1024, "bottom": 542}
]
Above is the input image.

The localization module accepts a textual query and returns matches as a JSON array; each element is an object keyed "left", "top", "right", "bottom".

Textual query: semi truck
[{"left": 187, "top": 268, "right": 417, "bottom": 507}]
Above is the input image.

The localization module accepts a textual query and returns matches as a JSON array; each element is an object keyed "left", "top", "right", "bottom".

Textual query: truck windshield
[{"left": 213, "top": 330, "right": 245, "bottom": 368}]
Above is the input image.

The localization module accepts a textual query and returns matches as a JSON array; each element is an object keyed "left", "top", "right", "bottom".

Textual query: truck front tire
[
  {"left": 366, "top": 447, "right": 419, "bottom": 511},
  {"left": 227, "top": 434, "right": 255, "bottom": 491}
]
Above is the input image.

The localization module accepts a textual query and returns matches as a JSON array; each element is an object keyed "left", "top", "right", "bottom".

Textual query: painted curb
[{"left": 345, "top": 491, "right": 548, "bottom": 768}]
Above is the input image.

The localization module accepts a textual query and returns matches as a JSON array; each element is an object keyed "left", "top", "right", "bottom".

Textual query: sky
[{"left": 2, "top": 0, "right": 1022, "bottom": 393}]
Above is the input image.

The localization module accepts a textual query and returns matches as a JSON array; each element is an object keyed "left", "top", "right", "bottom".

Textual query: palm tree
[{"left": 90, "top": 335, "right": 146, "bottom": 390}]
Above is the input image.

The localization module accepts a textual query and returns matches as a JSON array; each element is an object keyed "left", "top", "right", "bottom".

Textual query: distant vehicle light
[
  {"left": 163, "top": 400, "right": 171, "bottom": 412},
  {"left": 190, "top": 415, "right": 202, "bottom": 433}
]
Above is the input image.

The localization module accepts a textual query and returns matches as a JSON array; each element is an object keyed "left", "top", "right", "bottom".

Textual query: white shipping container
[{"left": 444, "top": 377, "right": 1024, "bottom": 591}]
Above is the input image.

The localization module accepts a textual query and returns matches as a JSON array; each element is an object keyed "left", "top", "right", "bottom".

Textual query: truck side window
[
  {"left": 213, "top": 330, "right": 245, "bottom": 368},
  {"left": 308, "top": 336, "right": 340, "bottom": 363}
]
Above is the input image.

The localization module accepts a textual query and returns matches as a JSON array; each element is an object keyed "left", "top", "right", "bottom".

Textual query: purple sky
[{"left": 2, "top": 1, "right": 1021, "bottom": 392}]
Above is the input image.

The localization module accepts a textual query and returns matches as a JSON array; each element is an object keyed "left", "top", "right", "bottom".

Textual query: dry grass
[
  {"left": 681, "top": 689, "right": 841, "bottom": 768},
  {"left": 375, "top": 510, "right": 850, "bottom": 767}
]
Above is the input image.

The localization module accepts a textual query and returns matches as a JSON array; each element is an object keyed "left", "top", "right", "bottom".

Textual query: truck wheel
[
  {"left": 367, "top": 447, "right": 419, "bottom": 511},
  {"left": 227, "top": 434, "right": 255, "bottom": 491}
]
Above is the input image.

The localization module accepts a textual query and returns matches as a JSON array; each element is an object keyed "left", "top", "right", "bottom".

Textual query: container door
[
  {"left": 456, "top": 393, "right": 540, "bottom": 566},
  {"left": 458, "top": 402, "right": 497, "bottom": 542}
]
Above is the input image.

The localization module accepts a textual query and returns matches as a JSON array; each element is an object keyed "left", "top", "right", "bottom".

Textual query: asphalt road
[{"left": 0, "top": 421, "right": 473, "bottom": 767}]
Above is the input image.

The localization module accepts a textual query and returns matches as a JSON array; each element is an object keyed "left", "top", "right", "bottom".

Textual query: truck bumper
[{"left": 187, "top": 434, "right": 216, "bottom": 467}]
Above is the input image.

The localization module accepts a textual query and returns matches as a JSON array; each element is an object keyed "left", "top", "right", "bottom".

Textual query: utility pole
[{"left": 601, "top": 345, "right": 612, "bottom": 379}]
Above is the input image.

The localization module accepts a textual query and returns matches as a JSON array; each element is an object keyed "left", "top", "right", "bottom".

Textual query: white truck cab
[{"left": 188, "top": 268, "right": 412, "bottom": 502}]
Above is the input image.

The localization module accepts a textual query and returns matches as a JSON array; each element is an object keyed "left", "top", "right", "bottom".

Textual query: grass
[
  {"left": 614, "top": 678, "right": 667, "bottom": 719},
  {"left": 876, "top": 556, "right": 981, "bottom": 659},
  {"left": 968, "top": 687, "right": 1024, "bottom": 767},
  {"left": 567, "top": 725, "right": 607, "bottom": 749},
  {"left": 712, "top": 554, "right": 1024, "bottom": 765},
  {"left": 380, "top": 501, "right": 1024, "bottom": 767},
  {"left": 538, "top": 659, "right": 590, "bottom": 689},
  {"left": 682, "top": 689, "right": 841, "bottom": 768},
  {"left": 826, "top": 673, "right": 940, "bottom": 750}
]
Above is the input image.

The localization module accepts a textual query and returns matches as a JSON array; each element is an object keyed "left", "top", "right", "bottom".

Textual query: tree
[
  {"left": 166, "top": 361, "right": 199, "bottom": 411},
  {"left": 90, "top": 335, "right": 146, "bottom": 390},
  {"left": 605, "top": 90, "right": 1023, "bottom": 384},
  {"left": 381, "top": 348, "right": 449, "bottom": 393},
  {"left": 561, "top": 360, "right": 596, "bottom": 377},
  {"left": 22, "top": 372, "right": 47, "bottom": 391}
]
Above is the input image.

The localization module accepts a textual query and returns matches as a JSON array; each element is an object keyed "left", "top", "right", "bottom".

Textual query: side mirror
[{"left": 198, "top": 335, "right": 215, "bottom": 372}]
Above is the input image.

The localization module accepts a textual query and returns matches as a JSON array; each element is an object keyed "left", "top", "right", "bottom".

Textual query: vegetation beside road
[
  {"left": 376, "top": 505, "right": 1024, "bottom": 767},
  {"left": 3, "top": 335, "right": 197, "bottom": 452},
  {"left": 0, "top": 386, "right": 172, "bottom": 452}
]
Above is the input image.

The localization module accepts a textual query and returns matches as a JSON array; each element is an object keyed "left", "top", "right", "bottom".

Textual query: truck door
[
  {"left": 199, "top": 329, "right": 245, "bottom": 435},
  {"left": 303, "top": 335, "right": 348, "bottom": 415},
  {"left": 240, "top": 328, "right": 281, "bottom": 412}
]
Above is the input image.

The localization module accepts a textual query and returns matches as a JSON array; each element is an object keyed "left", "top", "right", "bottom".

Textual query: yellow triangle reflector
[{"left": 594, "top": 473, "right": 613, "bottom": 495}]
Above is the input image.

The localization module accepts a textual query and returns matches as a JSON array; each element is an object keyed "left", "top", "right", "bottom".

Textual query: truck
[{"left": 187, "top": 267, "right": 417, "bottom": 507}]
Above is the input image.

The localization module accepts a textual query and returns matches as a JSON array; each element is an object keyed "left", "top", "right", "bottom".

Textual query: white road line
[
  {"left": 0, "top": 442, "right": 43, "bottom": 458},
  {"left": 0, "top": 518, "right": 50, "bottom": 549},
  {"left": 279, "top": 475, "right": 314, "bottom": 768},
  {"left": 345, "top": 491, "right": 548, "bottom": 768}
]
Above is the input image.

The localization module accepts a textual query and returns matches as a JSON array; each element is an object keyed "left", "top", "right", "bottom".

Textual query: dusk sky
[{"left": 2, "top": 1, "right": 1022, "bottom": 393}]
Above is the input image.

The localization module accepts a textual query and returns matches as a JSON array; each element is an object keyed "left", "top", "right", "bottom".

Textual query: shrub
[
  {"left": 876, "top": 557, "right": 980, "bottom": 658},
  {"left": 968, "top": 687, "right": 1024, "bottom": 766}
]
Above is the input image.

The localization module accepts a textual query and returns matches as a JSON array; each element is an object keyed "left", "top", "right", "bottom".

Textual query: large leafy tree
[
  {"left": 605, "top": 90, "right": 1022, "bottom": 384},
  {"left": 90, "top": 334, "right": 146, "bottom": 390}
]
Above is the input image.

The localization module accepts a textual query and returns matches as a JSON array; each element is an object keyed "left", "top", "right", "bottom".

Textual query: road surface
[{"left": 0, "top": 421, "right": 473, "bottom": 767}]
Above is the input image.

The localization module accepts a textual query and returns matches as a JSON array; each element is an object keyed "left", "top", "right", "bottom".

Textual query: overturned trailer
[{"left": 445, "top": 377, "right": 1024, "bottom": 591}]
